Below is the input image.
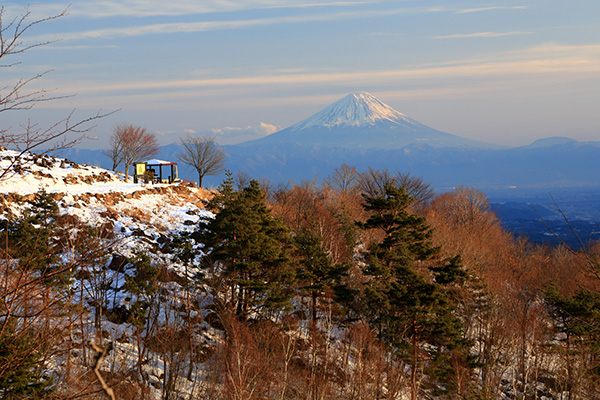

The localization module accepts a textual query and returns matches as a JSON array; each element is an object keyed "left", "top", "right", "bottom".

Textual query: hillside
[
  {"left": 1, "top": 150, "right": 600, "bottom": 400},
  {"left": 0, "top": 150, "right": 215, "bottom": 399},
  {"left": 0, "top": 149, "right": 211, "bottom": 243}
]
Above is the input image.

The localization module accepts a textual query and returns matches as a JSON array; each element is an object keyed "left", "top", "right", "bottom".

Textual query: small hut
[{"left": 133, "top": 159, "right": 180, "bottom": 184}]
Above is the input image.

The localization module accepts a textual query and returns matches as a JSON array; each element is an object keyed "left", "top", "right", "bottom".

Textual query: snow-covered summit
[
  {"left": 290, "top": 92, "right": 421, "bottom": 131},
  {"left": 242, "top": 92, "right": 498, "bottom": 150},
  {"left": 0, "top": 149, "right": 139, "bottom": 196},
  {"left": 0, "top": 149, "right": 211, "bottom": 236}
]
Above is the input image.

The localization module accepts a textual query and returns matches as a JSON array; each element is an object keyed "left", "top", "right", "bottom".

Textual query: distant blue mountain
[
  {"left": 55, "top": 93, "right": 600, "bottom": 192},
  {"left": 521, "top": 136, "right": 580, "bottom": 148},
  {"left": 222, "top": 140, "right": 600, "bottom": 191},
  {"left": 242, "top": 92, "right": 501, "bottom": 150}
]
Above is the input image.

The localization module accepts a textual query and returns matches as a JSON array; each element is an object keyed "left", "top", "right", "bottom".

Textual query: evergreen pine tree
[
  {"left": 294, "top": 228, "right": 349, "bottom": 323},
  {"left": 359, "top": 184, "right": 470, "bottom": 399},
  {"left": 124, "top": 250, "right": 160, "bottom": 329},
  {"left": 123, "top": 250, "right": 160, "bottom": 388},
  {"left": 6, "top": 188, "right": 60, "bottom": 280},
  {"left": 196, "top": 175, "right": 296, "bottom": 320},
  {"left": 545, "top": 284, "right": 600, "bottom": 397},
  {"left": 0, "top": 189, "right": 63, "bottom": 398},
  {"left": 0, "top": 321, "right": 54, "bottom": 399}
]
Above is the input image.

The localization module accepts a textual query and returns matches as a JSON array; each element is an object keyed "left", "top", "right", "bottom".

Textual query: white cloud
[
  {"left": 211, "top": 123, "right": 279, "bottom": 144},
  {"left": 64, "top": 1, "right": 387, "bottom": 18},
  {"left": 59, "top": 43, "right": 600, "bottom": 95},
  {"left": 24, "top": 5, "right": 443, "bottom": 43},
  {"left": 455, "top": 6, "right": 529, "bottom": 14},
  {"left": 433, "top": 31, "right": 535, "bottom": 39},
  {"left": 257, "top": 122, "right": 279, "bottom": 135},
  {"left": 3, "top": 0, "right": 390, "bottom": 20},
  {"left": 154, "top": 129, "right": 175, "bottom": 136}
]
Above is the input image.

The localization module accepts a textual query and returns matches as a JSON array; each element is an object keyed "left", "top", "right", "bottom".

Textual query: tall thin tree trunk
[
  {"left": 411, "top": 322, "right": 418, "bottom": 400},
  {"left": 137, "top": 326, "right": 147, "bottom": 398},
  {"left": 80, "top": 270, "right": 88, "bottom": 366},
  {"left": 186, "top": 263, "right": 195, "bottom": 381},
  {"left": 312, "top": 291, "right": 318, "bottom": 323}
]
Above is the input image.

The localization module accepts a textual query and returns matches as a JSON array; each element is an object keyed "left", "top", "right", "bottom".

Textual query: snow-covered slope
[
  {"left": 0, "top": 149, "right": 211, "bottom": 249},
  {"left": 242, "top": 92, "right": 498, "bottom": 150},
  {"left": 0, "top": 150, "right": 140, "bottom": 195},
  {"left": 0, "top": 150, "right": 215, "bottom": 398}
]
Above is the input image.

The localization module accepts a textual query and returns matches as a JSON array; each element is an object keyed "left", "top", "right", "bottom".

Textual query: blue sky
[{"left": 3, "top": 0, "right": 599, "bottom": 149}]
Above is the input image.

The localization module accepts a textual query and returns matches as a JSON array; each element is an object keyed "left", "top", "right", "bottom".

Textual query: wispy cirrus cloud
[
  {"left": 455, "top": 6, "right": 528, "bottom": 14},
  {"left": 26, "top": 5, "right": 444, "bottom": 43},
  {"left": 433, "top": 31, "right": 535, "bottom": 39},
  {"left": 9, "top": 0, "right": 390, "bottom": 19},
  {"left": 57, "top": 44, "right": 600, "bottom": 97},
  {"left": 72, "top": 1, "right": 384, "bottom": 18}
]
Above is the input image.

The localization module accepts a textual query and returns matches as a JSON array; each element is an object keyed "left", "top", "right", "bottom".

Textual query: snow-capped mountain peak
[
  {"left": 290, "top": 92, "right": 417, "bottom": 131},
  {"left": 241, "top": 92, "right": 499, "bottom": 150}
]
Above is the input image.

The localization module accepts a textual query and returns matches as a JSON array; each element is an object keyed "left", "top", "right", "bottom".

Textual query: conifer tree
[
  {"left": 0, "top": 321, "right": 54, "bottom": 399},
  {"left": 545, "top": 284, "right": 600, "bottom": 397},
  {"left": 196, "top": 175, "right": 296, "bottom": 320},
  {"left": 294, "top": 228, "right": 349, "bottom": 323},
  {"left": 7, "top": 188, "right": 60, "bottom": 280},
  {"left": 123, "top": 250, "right": 160, "bottom": 389},
  {"left": 0, "top": 189, "right": 62, "bottom": 398},
  {"left": 359, "top": 184, "right": 470, "bottom": 399}
]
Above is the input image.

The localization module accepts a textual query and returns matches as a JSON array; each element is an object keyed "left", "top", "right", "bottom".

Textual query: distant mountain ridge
[
  {"left": 520, "top": 136, "right": 595, "bottom": 149},
  {"left": 242, "top": 92, "right": 499, "bottom": 150},
  {"left": 55, "top": 92, "right": 600, "bottom": 192}
]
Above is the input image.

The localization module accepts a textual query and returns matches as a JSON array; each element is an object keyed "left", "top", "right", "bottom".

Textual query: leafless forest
[{"left": 1, "top": 165, "right": 599, "bottom": 400}]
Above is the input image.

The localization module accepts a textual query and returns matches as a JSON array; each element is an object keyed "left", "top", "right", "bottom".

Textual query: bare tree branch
[
  {"left": 179, "top": 135, "right": 226, "bottom": 188},
  {"left": 91, "top": 342, "right": 116, "bottom": 400},
  {"left": 537, "top": 196, "right": 600, "bottom": 285},
  {"left": 0, "top": 6, "right": 117, "bottom": 181},
  {"left": 110, "top": 124, "right": 159, "bottom": 181},
  {"left": 0, "top": 7, "right": 69, "bottom": 114},
  {"left": 0, "top": 109, "right": 117, "bottom": 181},
  {"left": 104, "top": 128, "right": 126, "bottom": 172},
  {"left": 324, "top": 163, "right": 358, "bottom": 192}
]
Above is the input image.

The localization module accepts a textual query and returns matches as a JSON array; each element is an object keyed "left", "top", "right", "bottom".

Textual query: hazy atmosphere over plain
[{"left": 3, "top": 0, "right": 599, "bottom": 149}]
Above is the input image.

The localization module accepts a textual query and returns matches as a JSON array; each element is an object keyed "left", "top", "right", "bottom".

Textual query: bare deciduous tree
[
  {"left": 357, "top": 167, "right": 395, "bottom": 197},
  {"left": 110, "top": 124, "right": 159, "bottom": 181},
  {"left": 0, "top": 7, "right": 66, "bottom": 115},
  {"left": 179, "top": 135, "right": 226, "bottom": 188},
  {"left": 104, "top": 133, "right": 125, "bottom": 172},
  {"left": 324, "top": 163, "right": 358, "bottom": 192},
  {"left": 0, "top": 6, "right": 113, "bottom": 181},
  {"left": 357, "top": 167, "right": 434, "bottom": 206},
  {"left": 394, "top": 171, "right": 435, "bottom": 206}
]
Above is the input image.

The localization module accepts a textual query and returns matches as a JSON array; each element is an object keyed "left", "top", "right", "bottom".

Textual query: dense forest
[{"left": 1, "top": 162, "right": 599, "bottom": 400}]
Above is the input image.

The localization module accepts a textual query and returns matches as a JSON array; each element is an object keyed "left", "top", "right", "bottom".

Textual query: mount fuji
[
  {"left": 242, "top": 92, "right": 497, "bottom": 149},
  {"left": 53, "top": 92, "right": 600, "bottom": 192}
]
